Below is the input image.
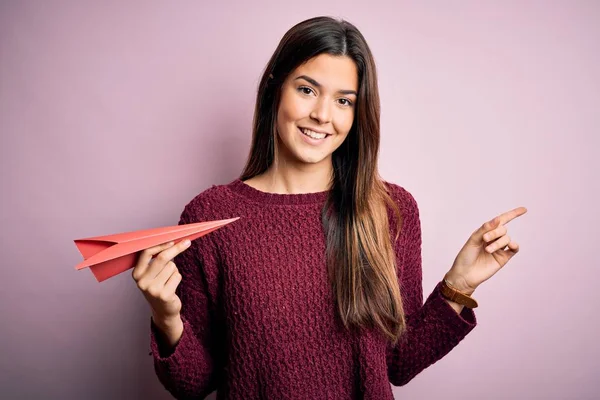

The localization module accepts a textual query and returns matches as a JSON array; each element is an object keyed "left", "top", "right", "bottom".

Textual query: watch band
[{"left": 440, "top": 279, "right": 479, "bottom": 309}]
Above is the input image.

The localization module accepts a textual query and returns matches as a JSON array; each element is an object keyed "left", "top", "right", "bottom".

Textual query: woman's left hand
[{"left": 444, "top": 206, "right": 528, "bottom": 295}]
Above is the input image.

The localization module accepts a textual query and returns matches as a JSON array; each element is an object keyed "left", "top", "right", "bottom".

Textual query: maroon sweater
[{"left": 149, "top": 179, "right": 476, "bottom": 399}]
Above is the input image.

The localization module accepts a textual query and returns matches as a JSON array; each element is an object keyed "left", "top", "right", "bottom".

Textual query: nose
[{"left": 309, "top": 97, "right": 332, "bottom": 125}]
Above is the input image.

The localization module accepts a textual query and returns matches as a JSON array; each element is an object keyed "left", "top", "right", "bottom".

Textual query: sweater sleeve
[
  {"left": 385, "top": 186, "right": 477, "bottom": 386},
  {"left": 149, "top": 202, "right": 223, "bottom": 399}
]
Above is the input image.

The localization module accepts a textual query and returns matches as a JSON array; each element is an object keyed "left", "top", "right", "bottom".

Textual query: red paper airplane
[{"left": 74, "top": 217, "right": 239, "bottom": 282}]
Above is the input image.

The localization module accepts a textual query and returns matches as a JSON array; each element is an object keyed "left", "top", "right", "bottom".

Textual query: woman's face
[{"left": 275, "top": 54, "right": 358, "bottom": 168}]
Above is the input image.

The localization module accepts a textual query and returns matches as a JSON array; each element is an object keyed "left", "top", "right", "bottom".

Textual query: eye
[
  {"left": 297, "top": 86, "right": 315, "bottom": 96},
  {"left": 338, "top": 98, "right": 353, "bottom": 107}
]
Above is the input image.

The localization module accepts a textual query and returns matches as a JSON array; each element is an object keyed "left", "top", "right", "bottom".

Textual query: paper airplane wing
[{"left": 74, "top": 217, "right": 239, "bottom": 282}]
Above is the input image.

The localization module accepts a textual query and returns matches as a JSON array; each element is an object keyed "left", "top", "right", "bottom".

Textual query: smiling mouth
[{"left": 298, "top": 127, "right": 330, "bottom": 140}]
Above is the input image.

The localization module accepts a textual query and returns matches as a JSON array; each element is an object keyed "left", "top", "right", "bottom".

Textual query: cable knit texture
[{"left": 149, "top": 178, "right": 476, "bottom": 399}]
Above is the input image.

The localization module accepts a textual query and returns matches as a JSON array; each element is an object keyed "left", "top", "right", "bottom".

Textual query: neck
[{"left": 252, "top": 160, "right": 333, "bottom": 195}]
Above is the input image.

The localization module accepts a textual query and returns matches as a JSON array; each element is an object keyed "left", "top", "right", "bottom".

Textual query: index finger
[
  {"left": 133, "top": 240, "right": 175, "bottom": 279},
  {"left": 154, "top": 238, "right": 192, "bottom": 263},
  {"left": 497, "top": 206, "right": 528, "bottom": 226}
]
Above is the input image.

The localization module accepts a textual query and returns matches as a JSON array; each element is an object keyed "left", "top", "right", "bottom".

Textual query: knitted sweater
[{"left": 149, "top": 178, "right": 476, "bottom": 399}]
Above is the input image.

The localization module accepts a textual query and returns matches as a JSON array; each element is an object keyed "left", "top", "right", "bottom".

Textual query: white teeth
[{"left": 300, "top": 128, "right": 327, "bottom": 139}]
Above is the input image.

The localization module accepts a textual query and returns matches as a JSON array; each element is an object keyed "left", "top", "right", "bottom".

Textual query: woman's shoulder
[
  {"left": 382, "top": 180, "right": 419, "bottom": 214},
  {"left": 178, "top": 180, "right": 238, "bottom": 224},
  {"left": 382, "top": 181, "right": 421, "bottom": 240}
]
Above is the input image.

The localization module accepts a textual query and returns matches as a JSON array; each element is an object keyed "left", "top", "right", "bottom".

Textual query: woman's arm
[
  {"left": 385, "top": 185, "right": 476, "bottom": 386},
  {"left": 149, "top": 204, "right": 223, "bottom": 399}
]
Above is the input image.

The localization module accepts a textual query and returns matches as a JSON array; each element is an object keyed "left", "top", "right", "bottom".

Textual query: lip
[
  {"left": 297, "top": 127, "right": 329, "bottom": 146},
  {"left": 298, "top": 126, "right": 332, "bottom": 136}
]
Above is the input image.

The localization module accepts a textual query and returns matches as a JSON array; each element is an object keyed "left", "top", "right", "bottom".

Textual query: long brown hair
[{"left": 240, "top": 16, "right": 406, "bottom": 345}]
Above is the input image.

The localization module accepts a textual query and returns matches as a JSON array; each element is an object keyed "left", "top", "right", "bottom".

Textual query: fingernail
[{"left": 183, "top": 240, "right": 191, "bottom": 247}]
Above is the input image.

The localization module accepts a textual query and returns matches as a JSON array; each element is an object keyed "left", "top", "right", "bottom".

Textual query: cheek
[
  {"left": 278, "top": 91, "right": 308, "bottom": 124},
  {"left": 334, "top": 111, "right": 355, "bottom": 137}
]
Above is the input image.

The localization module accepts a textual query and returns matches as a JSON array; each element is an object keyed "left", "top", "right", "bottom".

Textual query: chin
[{"left": 294, "top": 151, "right": 330, "bottom": 165}]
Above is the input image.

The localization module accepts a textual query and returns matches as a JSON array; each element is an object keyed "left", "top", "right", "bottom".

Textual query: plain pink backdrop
[{"left": 1, "top": 1, "right": 598, "bottom": 399}]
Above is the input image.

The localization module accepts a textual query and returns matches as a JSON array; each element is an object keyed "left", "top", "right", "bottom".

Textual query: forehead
[{"left": 291, "top": 54, "right": 358, "bottom": 92}]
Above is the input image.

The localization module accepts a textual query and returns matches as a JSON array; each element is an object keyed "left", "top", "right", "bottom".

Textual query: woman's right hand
[{"left": 132, "top": 239, "right": 192, "bottom": 323}]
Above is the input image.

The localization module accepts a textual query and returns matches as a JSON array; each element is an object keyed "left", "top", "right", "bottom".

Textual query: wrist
[
  {"left": 443, "top": 272, "right": 475, "bottom": 296},
  {"left": 152, "top": 312, "right": 182, "bottom": 332},
  {"left": 152, "top": 313, "right": 184, "bottom": 352},
  {"left": 440, "top": 275, "right": 479, "bottom": 309}
]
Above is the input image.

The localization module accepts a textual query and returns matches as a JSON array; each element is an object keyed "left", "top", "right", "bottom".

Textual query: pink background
[{"left": 1, "top": 1, "right": 598, "bottom": 399}]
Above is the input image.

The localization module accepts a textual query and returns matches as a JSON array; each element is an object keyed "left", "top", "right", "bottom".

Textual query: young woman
[{"left": 132, "top": 16, "right": 527, "bottom": 399}]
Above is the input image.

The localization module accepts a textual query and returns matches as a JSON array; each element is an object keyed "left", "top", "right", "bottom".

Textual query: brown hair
[{"left": 240, "top": 16, "right": 405, "bottom": 344}]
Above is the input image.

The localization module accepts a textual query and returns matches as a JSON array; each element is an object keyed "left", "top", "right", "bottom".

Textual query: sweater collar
[{"left": 226, "top": 178, "right": 330, "bottom": 206}]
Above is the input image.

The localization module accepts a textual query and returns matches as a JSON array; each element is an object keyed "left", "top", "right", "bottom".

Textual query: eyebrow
[{"left": 294, "top": 75, "right": 358, "bottom": 96}]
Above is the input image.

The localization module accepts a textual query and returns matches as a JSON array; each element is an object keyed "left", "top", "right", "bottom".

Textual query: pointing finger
[
  {"left": 497, "top": 207, "right": 528, "bottom": 226},
  {"left": 472, "top": 206, "right": 527, "bottom": 244}
]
